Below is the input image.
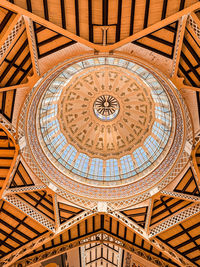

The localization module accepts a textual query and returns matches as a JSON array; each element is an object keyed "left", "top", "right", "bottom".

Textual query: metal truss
[
  {"left": 108, "top": 210, "right": 149, "bottom": 239},
  {"left": 151, "top": 238, "right": 196, "bottom": 267},
  {"left": 171, "top": 15, "right": 187, "bottom": 77},
  {"left": 160, "top": 190, "right": 200, "bottom": 202},
  {"left": 0, "top": 209, "right": 96, "bottom": 267},
  {"left": 4, "top": 185, "right": 47, "bottom": 194},
  {"left": 188, "top": 13, "right": 200, "bottom": 41},
  {"left": 108, "top": 211, "right": 194, "bottom": 267},
  {"left": 150, "top": 203, "right": 200, "bottom": 237},
  {"left": 0, "top": 114, "right": 18, "bottom": 141},
  {"left": 13, "top": 232, "right": 175, "bottom": 267},
  {"left": 23, "top": 16, "right": 40, "bottom": 76},
  {"left": 0, "top": 16, "right": 24, "bottom": 60},
  {"left": 3, "top": 194, "right": 55, "bottom": 231}
]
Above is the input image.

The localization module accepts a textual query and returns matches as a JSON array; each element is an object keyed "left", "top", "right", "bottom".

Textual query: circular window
[{"left": 93, "top": 95, "right": 120, "bottom": 121}]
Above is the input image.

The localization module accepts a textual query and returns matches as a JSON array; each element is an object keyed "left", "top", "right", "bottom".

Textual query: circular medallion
[{"left": 93, "top": 95, "right": 120, "bottom": 121}]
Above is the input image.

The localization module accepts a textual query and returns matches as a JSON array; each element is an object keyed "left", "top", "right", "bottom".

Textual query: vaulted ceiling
[{"left": 0, "top": 0, "right": 200, "bottom": 266}]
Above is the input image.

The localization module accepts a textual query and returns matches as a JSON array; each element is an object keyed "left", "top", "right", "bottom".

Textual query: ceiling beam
[
  {"left": 111, "top": 1, "right": 200, "bottom": 51},
  {"left": 0, "top": 15, "right": 24, "bottom": 66},
  {"left": 160, "top": 190, "right": 200, "bottom": 202},
  {"left": 74, "top": 0, "right": 79, "bottom": 36},
  {"left": 115, "top": 0, "right": 122, "bottom": 42},
  {"left": 143, "top": 0, "right": 150, "bottom": 29},
  {"left": 23, "top": 16, "right": 40, "bottom": 76},
  {"left": 52, "top": 193, "right": 60, "bottom": 230},
  {"left": 60, "top": 0, "right": 66, "bottom": 29},
  {"left": 3, "top": 194, "right": 55, "bottom": 231},
  {"left": 102, "top": 0, "right": 108, "bottom": 26},
  {"left": 144, "top": 198, "right": 154, "bottom": 234},
  {"left": 0, "top": 209, "right": 96, "bottom": 266},
  {"left": 88, "top": 0, "right": 93, "bottom": 43},
  {"left": 149, "top": 202, "right": 200, "bottom": 238},
  {"left": 129, "top": 0, "right": 136, "bottom": 35},
  {"left": 1, "top": 0, "right": 199, "bottom": 52},
  {"left": 4, "top": 185, "right": 47, "bottom": 194},
  {"left": 26, "top": 0, "right": 32, "bottom": 12},
  {"left": 171, "top": 15, "right": 187, "bottom": 77},
  {"left": 161, "top": 0, "right": 168, "bottom": 19},
  {"left": 43, "top": 0, "right": 49, "bottom": 20},
  {"left": 0, "top": 14, "right": 21, "bottom": 53}
]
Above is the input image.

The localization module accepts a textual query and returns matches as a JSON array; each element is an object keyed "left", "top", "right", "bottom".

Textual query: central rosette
[{"left": 93, "top": 95, "right": 120, "bottom": 121}]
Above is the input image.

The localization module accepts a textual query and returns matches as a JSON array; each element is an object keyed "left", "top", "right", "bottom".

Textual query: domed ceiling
[
  {"left": 0, "top": 1, "right": 200, "bottom": 267},
  {"left": 22, "top": 54, "right": 190, "bottom": 202},
  {"left": 37, "top": 57, "right": 173, "bottom": 184}
]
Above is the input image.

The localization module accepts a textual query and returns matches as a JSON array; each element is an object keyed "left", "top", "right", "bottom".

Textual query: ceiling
[{"left": 0, "top": 0, "right": 200, "bottom": 266}]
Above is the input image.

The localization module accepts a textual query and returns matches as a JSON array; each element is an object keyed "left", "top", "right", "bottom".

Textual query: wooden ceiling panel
[
  {"left": 158, "top": 214, "right": 200, "bottom": 266},
  {"left": 0, "top": 26, "right": 33, "bottom": 87},
  {"left": 34, "top": 23, "right": 76, "bottom": 58},
  {"left": 0, "top": 7, "right": 16, "bottom": 40},
  {"left": 58, "top": 202, "right": 83, "bottom": 224},
  {"left": 0, "top": 200, "right": 48, "bottom": 259},
  {"left": 174, "top": 168, "right": 200, "bottom": 196},
  {"left": 178, "top": 26, "right": 200, "bottom": 87},
  {"left": 9, "top": 161, "right": 34, "bottom": 188},
  {"left": 16, "top": 191, "right": 55, "bottom": 221},
  {"left": 5, "top": 0, "right": 199, "bottom": 45},
  {"left": 150, "top": 196, "right": 192, "bottom": 226},
  {"left": 0, "top": 128, "right": 15, "bottom": 191},
  {"left": 132, "top": 22, "right": 177, "bottom": 59},
  {"left": 121, "top": 206, "right": 147, "bottom": 228}
]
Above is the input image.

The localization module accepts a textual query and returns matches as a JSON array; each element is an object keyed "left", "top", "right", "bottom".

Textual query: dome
[
  {"left": 23, "top": 54, "right": 189, "bottom": 202},
  {"left": 37, "top": 57, "right": 173, "bottom": 184}
]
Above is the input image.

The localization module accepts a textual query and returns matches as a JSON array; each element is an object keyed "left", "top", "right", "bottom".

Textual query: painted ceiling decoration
[{"left": 0, "top": 0, "right": 200, "bottom": 267}]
